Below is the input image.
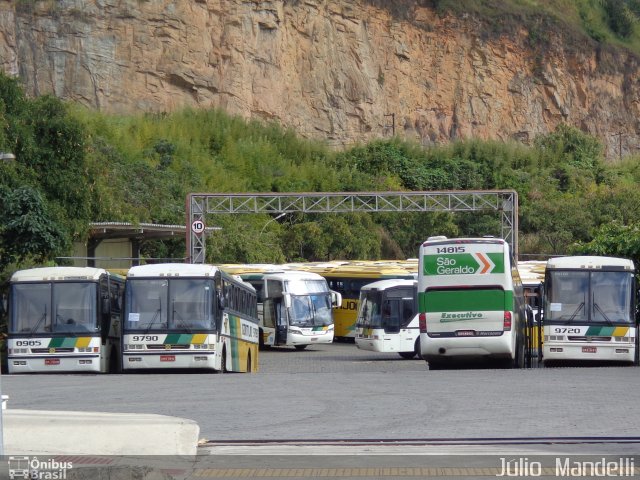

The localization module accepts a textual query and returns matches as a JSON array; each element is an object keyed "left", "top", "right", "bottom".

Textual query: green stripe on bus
[
  {"left": 419, "top": 289, "right": 513, "bottom": 312},
  {"left": 228, "top": 315, "right": 240, "bottom": 370},
  {"left": 586, "top": 326, "right": 615, "bottom": 336},
  {"left": 422, "top": 253, "right": 505, "bottom": 275},
  {"left": 164, "top": 333, "right": 185, "bottom": 344},
  {"left": 48, "top": 337, "right": 77, "bottom": 348}
]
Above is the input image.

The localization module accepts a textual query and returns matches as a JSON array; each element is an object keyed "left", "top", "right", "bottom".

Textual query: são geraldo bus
[
  {"left": 542, "top": 256, "right": 637, "bottom": 365},
  {"left": 7, "top": 267, "right": 125, "bottom": 373},
  {"left": 122, "top": 263, "right": 259, "bottom": 372},
  {"left": 418, "top": 236, "right": 527, "bottom": 369},
  {"left": 354, "top": 279, "right": 421, "bottom": 359}
]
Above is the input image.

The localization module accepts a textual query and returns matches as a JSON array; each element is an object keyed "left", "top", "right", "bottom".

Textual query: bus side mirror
[
  {"left": 217, "top": 292, "right": 225, "bottom": 310},
  {"left": 331, "top": 291, "right": 342, "bottom": 308},
  {"left": 283, "top": 293, "right": 292, "bottom": 309}
]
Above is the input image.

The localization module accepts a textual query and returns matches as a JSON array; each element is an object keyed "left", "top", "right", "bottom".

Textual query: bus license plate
[
  {"left": 456, "top": 330, "right": 475, "bottom": 337},
  {"left": 45, "top": 359, "right": 60, "bottom": 365},
  {"left": 582, "top": 346, "right": 597, "bottom": 353},
  {"left": 160, "top": 355, "right": 175, "bottom": 362}
]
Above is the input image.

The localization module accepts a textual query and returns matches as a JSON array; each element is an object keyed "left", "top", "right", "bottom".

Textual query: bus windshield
[
  {"left": 357, "top": 291, "right": 383, "bottom": 328},
  {"left": 289, "top": 293, "right": 332, "bottom": 326},
  {"left": 285, "top": 279, "right": 329, "bottom": 295},
  {"left": 10, "top": 282, "right": 97, "bottom": 334},
  {"left": 545, "top": 270, "right": 633, "bottom": 324},
  {"left": 125, "top": 278, "right": 215, "bottom": 331}
]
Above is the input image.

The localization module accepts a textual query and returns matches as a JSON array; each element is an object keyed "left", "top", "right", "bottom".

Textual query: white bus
[
  {"left": 354, "top": 279, "right": 420, "bottom": 359},
  {"left": 542, "top": 256, "right": 637, "bottom": 365},
  {"left": 418, "top": 236, "right": 527, "bottom": 369},
  {"left": 237, "top": 270, "right": 340, "bottom": 350},
  {"left": 123, "top": 263, "right": 259, "bottom": 372},
  {"left": 7, "top": 267, "right": 124, "bottom": 373}
]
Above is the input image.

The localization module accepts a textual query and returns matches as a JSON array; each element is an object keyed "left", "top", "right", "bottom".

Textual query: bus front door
[{"left": 275, "top": 300, "right": 288, "bottom": 345}]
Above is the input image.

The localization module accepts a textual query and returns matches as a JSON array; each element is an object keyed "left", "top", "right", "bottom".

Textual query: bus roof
[
  {"left": 257, "top": 270, "right": 327, "bottom": 282},
  {"left": 517, "top": 260, "right": 546, "bottom": 285},
  {"left": 127, "top": 263, "right": 221, "bottom": 278},
  {"left": 290, "top": 261, "right": 416, "bottom": 278},
  {"left": 11, "top": 266, "right": 113, "bottom": 282},
  {"left": 217, "top": 264, "right": 290, "bottom": 275},
  {"left": 546, "top": 256, "right": 634, "bottom": 271},
  {"left": 360, "top": 278, "right": 417, "bottom": 292}
]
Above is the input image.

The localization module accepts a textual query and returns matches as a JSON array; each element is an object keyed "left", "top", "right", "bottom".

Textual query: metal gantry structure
[{"left": 186, "top": 190, "right": 519, "bottom": 264}]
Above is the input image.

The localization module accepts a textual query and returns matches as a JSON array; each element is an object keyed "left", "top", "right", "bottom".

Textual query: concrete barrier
[{"left": 3, "top": 409, "right": 200, "bottom": 455}]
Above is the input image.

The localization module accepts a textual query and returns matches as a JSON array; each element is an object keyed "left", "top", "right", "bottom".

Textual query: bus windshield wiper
[
  {"left": 30, "top": 307, "right": 48, "bottom": 334},
  {"left": 593, "top": 302, "right": 613, "bottom": 325},
  {"left": 172, "top": 301, "right": 192, "bottom": 334},
  {"left": 567, "top": 302, "right": 584, "bottom": 322},
  {"left": 144, "top": 300, "right": 162, "bottom": 334}
]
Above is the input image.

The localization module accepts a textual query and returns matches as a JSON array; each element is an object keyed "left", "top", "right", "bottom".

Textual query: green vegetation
[
  {"left": 2, "top": 71, "right": 640, "bottom": 284},
  {"left": 370, "top": 0, "right": 640, "bottom": 55}
]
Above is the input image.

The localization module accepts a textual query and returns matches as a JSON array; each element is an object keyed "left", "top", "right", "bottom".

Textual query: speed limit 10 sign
[{"left": 191, "top": 220, "right": 205, "bottom": 234}]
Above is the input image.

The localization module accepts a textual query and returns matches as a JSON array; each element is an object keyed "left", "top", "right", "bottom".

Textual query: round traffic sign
[{"left": 191, "top": 220, "right": 205, "bottom": 234}]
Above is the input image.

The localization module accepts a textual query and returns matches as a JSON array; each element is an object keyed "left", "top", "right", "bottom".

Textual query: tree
[
  {"left": 571, "top": 222, "right": 640, "bottom": 267},
  {"left": 0, "top": 186, "right": 66, "bottom": 271}
]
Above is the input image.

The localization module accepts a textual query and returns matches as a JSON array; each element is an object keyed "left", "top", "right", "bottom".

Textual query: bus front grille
[
  {"left": 146, "top": 344, "right": 191, "bottom": 350},
  {"left": 32, "top": 348, "right": 75, "bottom": 353},
  {"left": 568, "top": 336, "right": 611, "bottom": 342}
]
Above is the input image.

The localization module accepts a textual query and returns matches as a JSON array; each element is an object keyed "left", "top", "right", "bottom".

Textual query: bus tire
[
  {"left": 294, "top": 344, "right": 307, "bottom": 351},
  {"left": 414, "top": 337, "right": 423, "bottom": 360},
  {"left": 109, "top": 347, "right": 121, "bottom": 374},
  {"left": 220, "top": 347, "right": 228, "bottom": 373},
  {"left": 427, "top": 360, "right": 443, "bottom": 370},
  {"left": 398, "top": 351, "right": 416, "bottom": 359}
]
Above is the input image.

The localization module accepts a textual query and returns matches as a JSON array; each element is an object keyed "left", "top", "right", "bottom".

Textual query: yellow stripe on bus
[
  {"left": 75, "top": 337, "right": 92, "bottom": 348},
  {"left": 192, "top": 334, "right": 208, "bottom": 344}
]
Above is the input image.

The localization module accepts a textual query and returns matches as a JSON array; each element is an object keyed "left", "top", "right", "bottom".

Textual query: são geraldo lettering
[{"left": 436, "top": 257, "right": 475, "bottom": 274}]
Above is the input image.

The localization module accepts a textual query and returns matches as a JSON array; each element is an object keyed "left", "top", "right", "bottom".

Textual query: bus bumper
[
  {"left": 421, "top": 334, "right": 514, "bottom": 361},
  {"left": 8, "top": 355, "right": 102, "bottom": 373},
  {"left": 288, "top": 330, "right": 334, "bottom": 346},
  {"left": 122, "top": 352, "right": 217, "bottom": 370},
  {"left": 543, "top": 343, "right": 635, "bottom": 363}
]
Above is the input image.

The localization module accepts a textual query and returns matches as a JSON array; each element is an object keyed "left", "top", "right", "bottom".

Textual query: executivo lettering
[{"left": 440, "top": 312, "right": 484, "bottom": 322}]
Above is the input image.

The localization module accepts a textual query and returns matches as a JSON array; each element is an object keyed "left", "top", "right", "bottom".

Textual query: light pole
[
  {"left": 0, "top": 152, "right": 13, "bottom": 455},
  {"left": 259, "top": 212, "right": 288, "bottom": 236}
]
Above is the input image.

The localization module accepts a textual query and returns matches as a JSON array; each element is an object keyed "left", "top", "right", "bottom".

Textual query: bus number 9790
[{"left": 132, "top": 335, "right": 159, "bottom": 342}]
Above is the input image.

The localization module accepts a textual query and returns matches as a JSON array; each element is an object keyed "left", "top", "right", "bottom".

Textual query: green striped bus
[{"left": 418, "top": 236, "right": 527, "bottom": 369}]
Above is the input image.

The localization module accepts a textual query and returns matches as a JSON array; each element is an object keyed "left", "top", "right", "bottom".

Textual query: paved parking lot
[{"left": 4, "top": 341, "right": 640, "bottom": 443}]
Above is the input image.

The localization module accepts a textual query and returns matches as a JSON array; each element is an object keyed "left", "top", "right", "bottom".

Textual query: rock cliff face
[{"left": 1, "top": 0, "right": 639, "bottom": 159}]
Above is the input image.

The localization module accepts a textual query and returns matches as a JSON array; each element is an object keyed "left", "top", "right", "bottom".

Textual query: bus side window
[
  {"left": 383, "top": 299, "right": 401, "bottom": 333},
  {"left": 401, "top": 298, "right": 414, "bottom": 327}
]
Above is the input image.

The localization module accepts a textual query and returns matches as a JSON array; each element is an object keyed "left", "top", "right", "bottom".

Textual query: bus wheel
[
  {"left": 294, "top": 345, "right": 307, "bottom": 351},
  {"left": 109, "top": 347, "right": 121, "bottom": 374},
  {"left": 414, "top": 337, "right": 423, "bottom": 360},
  {"left": 220, "top": 347, "right": 228, "bottom": 373},
  {"left": 398, "top": 351, "right": 416, "bottom": 359},
  {"left": 427, "top": 360, "right": 443, "bottom": 370},
  {"left": 516, "top": 340, "right": 526, "bottom": 369}
]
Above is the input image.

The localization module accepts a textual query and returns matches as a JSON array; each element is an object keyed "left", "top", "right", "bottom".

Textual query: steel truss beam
[{"left": 187, "top": 191, "right": 518, "bottom": 264}]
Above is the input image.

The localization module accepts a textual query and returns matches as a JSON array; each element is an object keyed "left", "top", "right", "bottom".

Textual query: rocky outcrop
[{"left": 1, "top": 0, "right": 638, "bottom": 159}]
